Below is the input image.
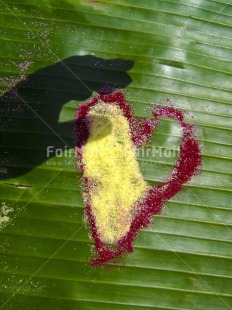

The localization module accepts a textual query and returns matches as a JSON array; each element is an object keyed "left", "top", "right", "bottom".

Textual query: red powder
[{"left": 74, "top": 92, "right": 202, "bottom": 265}]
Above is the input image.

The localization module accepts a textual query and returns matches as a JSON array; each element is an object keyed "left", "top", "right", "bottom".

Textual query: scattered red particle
[
  {"left": 153, "top": 105, "right": 184, "bottom": 121},
  {"left": 75, "top": 92, "right": 202, "bottom": 265}
]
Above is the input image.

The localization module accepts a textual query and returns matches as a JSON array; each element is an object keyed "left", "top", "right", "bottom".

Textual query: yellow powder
[
  {"left": 82, "top": 102, "right": 148, "bottom": 243},
  {"left": 0, "top": 202, "right": 13, "bottom": 228}
]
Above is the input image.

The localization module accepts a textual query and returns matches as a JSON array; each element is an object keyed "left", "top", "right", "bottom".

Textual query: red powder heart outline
[{"left": 75, "top": 91, "right": 202, "bottom": 265}]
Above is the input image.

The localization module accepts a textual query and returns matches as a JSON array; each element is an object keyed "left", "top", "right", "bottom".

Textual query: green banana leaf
[{"left": 0, "top": 0, "right": 232, "bottom": 309}]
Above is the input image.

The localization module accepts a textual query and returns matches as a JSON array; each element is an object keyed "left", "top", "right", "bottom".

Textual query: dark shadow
[{"left": 0, "top": 55, "right": 134, "bottom": 180}]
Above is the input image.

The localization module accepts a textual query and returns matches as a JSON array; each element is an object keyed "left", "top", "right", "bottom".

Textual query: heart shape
[{"left": 75, "top": 92, "right": 201, "bottom": 265}]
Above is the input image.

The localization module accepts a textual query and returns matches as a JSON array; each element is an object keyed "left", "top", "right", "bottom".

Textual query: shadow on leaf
[{"left": 0, "top": 55, "right": 134, "bottom": 180}]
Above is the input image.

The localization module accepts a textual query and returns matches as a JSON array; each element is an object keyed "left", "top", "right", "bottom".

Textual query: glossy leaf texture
[{"left": 0, "top": 0, "right": 232, "bottom": 309}]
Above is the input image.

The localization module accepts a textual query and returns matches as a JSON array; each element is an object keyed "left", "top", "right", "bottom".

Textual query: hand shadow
[{"left": 0, "top": 55, "right": 134, "bottom": 180}]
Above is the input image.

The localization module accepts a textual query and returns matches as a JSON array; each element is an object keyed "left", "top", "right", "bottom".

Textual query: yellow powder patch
[
  {"left": 0, "top": 202, "right": 13, "bottom": 228},
  {"left": 82, "top": 102, "right": 148, "bottom": 243}
]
